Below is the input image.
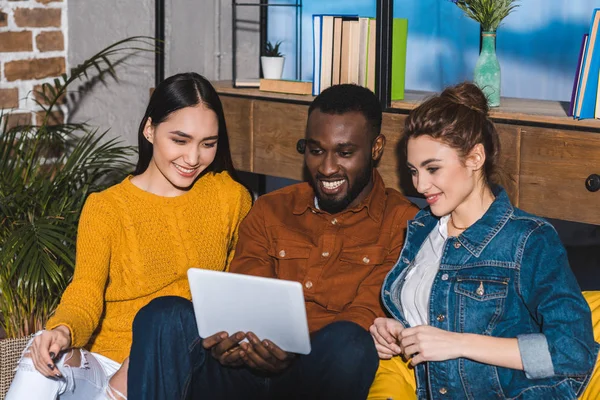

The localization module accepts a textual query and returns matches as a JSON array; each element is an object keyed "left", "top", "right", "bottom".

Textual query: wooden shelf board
[{"left": 214, "top": 81, "right": 600, "bottom": 130}]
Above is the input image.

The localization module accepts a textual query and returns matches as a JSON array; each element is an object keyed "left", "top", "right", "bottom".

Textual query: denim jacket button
[
  {"left": 454, "top": 241, "right": 461, "bottom": 249},
  {"left": 436, "top": 314, "right": 446, "bottom": 322},
  {"left": 441, "top": 273, "right": 449, "bottom": 281},
  {"left": 439, "top": 387, "right": 448, "bottom": 395}
]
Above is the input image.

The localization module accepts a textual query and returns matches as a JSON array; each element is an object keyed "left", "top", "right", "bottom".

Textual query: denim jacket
[{"left": 382, "top": 187, "right": 599, "bottom": 399}]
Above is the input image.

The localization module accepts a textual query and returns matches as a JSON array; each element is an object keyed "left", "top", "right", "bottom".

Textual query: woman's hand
[
  {"left": 369, "top": 318, "right": 404, "bottom": 359},
  {"left": 29, "top": 325, "right": 72, "bottom": 377},
  {"left": 400, "top": 325, "right": 463, "bottom": 366}
]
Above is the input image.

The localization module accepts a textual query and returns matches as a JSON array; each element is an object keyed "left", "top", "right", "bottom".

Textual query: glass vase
[{"left": 474, "top": 31, "right": 501, "bottom": 107}]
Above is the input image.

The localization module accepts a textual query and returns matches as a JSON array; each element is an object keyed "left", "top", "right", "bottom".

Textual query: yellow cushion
[
  {"left": 367, "top": 357, "right": 417, "bottom": 400},
  {"left": 579, "top": 291, "right": 600, "bottom": 400},
  {"left": 367, "top": 291, "right": 600, "bottom": 399}
]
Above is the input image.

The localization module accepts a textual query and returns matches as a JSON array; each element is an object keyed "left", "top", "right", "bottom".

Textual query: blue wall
[{"left": 268, "top": 0, "right": 598, "bottom": 101}]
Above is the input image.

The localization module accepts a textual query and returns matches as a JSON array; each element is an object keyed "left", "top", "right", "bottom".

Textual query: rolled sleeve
[{"left": 517, "top": 333, "right": 554, "bottom": 379}]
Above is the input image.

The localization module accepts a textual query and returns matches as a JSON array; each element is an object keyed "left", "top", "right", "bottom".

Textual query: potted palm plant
[
  {"left": 0, "top": 36, "right": 154, "bottom": 398},
  {"left": 261, "top": 40, "right": 285, "bottom": 80}
]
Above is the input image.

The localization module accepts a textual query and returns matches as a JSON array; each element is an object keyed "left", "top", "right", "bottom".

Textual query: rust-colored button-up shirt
[{"left": 229, "top": 170, "right": 419, "bottom": 332}]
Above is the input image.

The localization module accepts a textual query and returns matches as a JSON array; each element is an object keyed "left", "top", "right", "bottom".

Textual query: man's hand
[
  {"left": 202, "top": 331, "right": 247, "bottom": 367},
  {"left": 239, "top": 332, "right": 296, "bottom": 373}
]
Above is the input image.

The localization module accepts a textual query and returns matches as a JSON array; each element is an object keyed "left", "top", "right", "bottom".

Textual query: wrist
[
  {"left": 456, "top": 332, "right": 470, "bottom": 359},
  {"left": 53, "top": 325, "right": 72, "bottom": 345}
]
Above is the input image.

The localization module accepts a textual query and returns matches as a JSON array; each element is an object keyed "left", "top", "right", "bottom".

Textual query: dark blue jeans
[{"left": 128, "top": 296, "right": 379, "bottom": 400}]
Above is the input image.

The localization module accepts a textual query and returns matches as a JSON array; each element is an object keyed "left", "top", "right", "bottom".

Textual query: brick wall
[{"left": 0, "top": 0, "right": 67, "bottom": 127}]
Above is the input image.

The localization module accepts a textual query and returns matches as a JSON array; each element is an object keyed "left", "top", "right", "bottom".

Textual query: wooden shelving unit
[{"left": 214, "top": 81, "right": 600, "bottom": 226}]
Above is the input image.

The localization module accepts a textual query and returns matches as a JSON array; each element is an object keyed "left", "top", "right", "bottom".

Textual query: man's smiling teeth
[
  {"left": 174, "top": 164, "right": 195, "bottom": 174},
  {"left": 322, "top": 180, "right": 344, "bottom": 190}
]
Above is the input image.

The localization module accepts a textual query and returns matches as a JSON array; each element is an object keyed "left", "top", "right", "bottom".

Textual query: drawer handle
[{"left": 586, "top": 174, "right": 600, "bottom": 192}]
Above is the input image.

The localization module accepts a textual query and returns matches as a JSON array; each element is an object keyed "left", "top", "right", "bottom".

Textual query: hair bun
[{"left": 441, "top": 82, "right": 489, "bottom": 116}]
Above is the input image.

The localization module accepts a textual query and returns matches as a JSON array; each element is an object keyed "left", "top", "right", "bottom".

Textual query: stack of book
[
  {"left": 570, "top": 8, "right": 600, "bottom": 119},
  {"left": 312, "top": 15, "right": 408, "bottom": 99}
]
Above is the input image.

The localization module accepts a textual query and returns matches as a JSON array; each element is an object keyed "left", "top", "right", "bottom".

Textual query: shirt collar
[
  {"left": 292, "top": 169, "right": 387, "bottom": 222},
  {"left": 457, "top": 187, "right": 514, "bottom": 257}
]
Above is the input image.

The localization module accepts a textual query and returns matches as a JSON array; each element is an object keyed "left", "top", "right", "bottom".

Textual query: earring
[{"left": 296, "top": 139, "right": 306, "bottom": 154}]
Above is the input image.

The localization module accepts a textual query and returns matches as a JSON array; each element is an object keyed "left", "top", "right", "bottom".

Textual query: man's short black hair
[{"left": 308, "top": 84, "right": 382, "bottom": 140}]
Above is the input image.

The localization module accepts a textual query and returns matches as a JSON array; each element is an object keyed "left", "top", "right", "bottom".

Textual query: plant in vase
[
  {"left": 451, "top": 0, "right": 519, "bottom": 107},
  {"left": 261, "top": 40, "right": 285, "bottom": 80}
]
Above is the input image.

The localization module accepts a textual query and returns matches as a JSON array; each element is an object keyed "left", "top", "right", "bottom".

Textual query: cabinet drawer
[
  {"left": 519, "top": 128, "right": 600, "bottom": 225},
  {"left": 253, "top": 100, "right": 307, "bottom": 180}
]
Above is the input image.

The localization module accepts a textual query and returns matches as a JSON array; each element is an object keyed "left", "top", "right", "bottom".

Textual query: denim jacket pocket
[
  {"left": 326, "top": 245, "right": 386, "bottom": 312},
  {"left": 268, "top": 241, "right": 311, "bottom": 282},
  {"left": 454, "top": 276, "right": 509, "bottom": 335}
]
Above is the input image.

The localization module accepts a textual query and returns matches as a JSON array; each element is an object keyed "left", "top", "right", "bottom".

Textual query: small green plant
[
  {"left": 451, "top": 0, "right": 519, "bottom": 32},
  {"left": 0, "top": 37, "right": 155, "bottom": 338},
  {"left": 264, "top": 40, "right": 284, "bottom": 57}
]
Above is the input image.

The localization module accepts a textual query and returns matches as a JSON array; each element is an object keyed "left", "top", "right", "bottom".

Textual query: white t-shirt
[{"left": 401, "top": 215, "right": 449, "bottom": 327}]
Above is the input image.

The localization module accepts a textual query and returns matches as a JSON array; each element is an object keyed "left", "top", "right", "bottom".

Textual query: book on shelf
[
  {"left": 357, "top": 17, "right": 370, "bottom": 87},
  {"left": 259, "top": 79, "right": 312, "bottom": 95},
  {"left": 312, "top": 15, "right": 374, "bottom": 94},
  {"left": 391, "top": 18, "right": 408, "bottom": 101},
  {"left": 320, "top": 16, "right": 336, "bottom": 93},
  {"left": 313, "top": 14, "right": 323, "bottom": 96},
  {"left": 313, "top": 14, "right": 358, "bottom": 95},
  {"left": 332, "top": 17, "right": 344, "bottom": 85},
  {"left": 575, "top": 8, "right": 600, "bottom": 119},
  {"left": 569, "top": 34, "right": 588, "bottom": 117},
  {"left": 365, "top": 18, "right": 377, "bottom": 92}
]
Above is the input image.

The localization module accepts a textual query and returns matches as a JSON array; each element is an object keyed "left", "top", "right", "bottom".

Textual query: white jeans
[{"left": 5, "top": 332, "right": 122, "bottom": 400}]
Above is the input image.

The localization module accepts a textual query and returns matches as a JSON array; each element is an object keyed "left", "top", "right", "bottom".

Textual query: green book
[{"left": 391, "top": 18, "right": 408, "bottom": 101}]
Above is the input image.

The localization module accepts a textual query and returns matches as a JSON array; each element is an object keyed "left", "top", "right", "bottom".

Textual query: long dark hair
[{"left": 133, "top": 72, "right": 237, "bottom": 181}]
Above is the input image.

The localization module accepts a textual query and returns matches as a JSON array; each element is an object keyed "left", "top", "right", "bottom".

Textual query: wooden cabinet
[
  {"left": 217, "top": 84, "right": 600, "bottom": 226},
  {"left": 519, "top": 128, "right": 600, "bottom": 225}
]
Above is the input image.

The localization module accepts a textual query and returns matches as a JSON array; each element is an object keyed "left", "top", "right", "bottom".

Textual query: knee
[
  {"left": 132, "top": 296, "right": 194, "bottom": 334},
  {"left": 318, "top": 321, "right": 378, "bottom": 368}
]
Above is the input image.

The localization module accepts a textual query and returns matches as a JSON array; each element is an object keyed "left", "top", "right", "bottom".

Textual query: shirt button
[
  {"left": 402, "top": 257, "right": 409, "bottom": 264},
  {"left": 305, "top": 280, "right": 313, "bottom": 289},
  {"left": 454, "top": 242, "right": 461, "bottom": 249},
  {"left": 322, "top": 251, "right": 330, "bottom": 257},
  {"left": 441, "top": 274, "right": 449, "bottom": 281},
  {"left": 279, "top": 250, "right": 286, "bottom": 257},
  {"left": 439, "top": 387, "right": 448, "bottom": 395},
  {"left": 363, "top": 256, "right": 370, "bottom": 264},
  {"left": 436, "top": 314, "right": 446, "bottom": 322},
  {"left": 331, "top": 218, "right": 338, "bottom": 225}
]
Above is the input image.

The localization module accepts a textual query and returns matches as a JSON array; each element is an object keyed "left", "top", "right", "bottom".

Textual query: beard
[{"left": 309, "top": 162, "right": 373, "bottom": 215}]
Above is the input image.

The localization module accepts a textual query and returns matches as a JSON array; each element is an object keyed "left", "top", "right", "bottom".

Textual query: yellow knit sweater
[{"left": 46, "top": 171, "right": 252, "bottom": 363}]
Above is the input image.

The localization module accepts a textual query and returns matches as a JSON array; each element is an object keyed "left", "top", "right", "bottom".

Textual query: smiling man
[{"left": 128, "top": 84, "right": 418, "bottom": 400}]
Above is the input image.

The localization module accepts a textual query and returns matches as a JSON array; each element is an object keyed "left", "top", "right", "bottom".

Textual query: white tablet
[{"left": 187, "top": 268, "right": 311, "bottom": 355}]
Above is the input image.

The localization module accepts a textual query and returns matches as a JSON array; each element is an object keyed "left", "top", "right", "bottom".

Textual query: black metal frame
[
  {"left": 232, "top": 1, "right": 303, "bottom": 87},
  {"left": 155, "top": 0, "right": 165, "bottom": 86},
  {"left": 375, "top": 0, "right": 393, "bottom": 111}
]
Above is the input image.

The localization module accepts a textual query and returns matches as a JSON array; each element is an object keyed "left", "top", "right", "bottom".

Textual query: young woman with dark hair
[
  {"left": 370, "top": 82, "right": 599, "bottom": 399},
  {"left": 6, "top": 72, "right": 252, "bottom": 400}
]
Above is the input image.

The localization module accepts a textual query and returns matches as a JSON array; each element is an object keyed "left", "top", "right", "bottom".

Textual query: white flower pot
[{"left": 261, "top": 56, "right": 285, "bottom": 80}]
